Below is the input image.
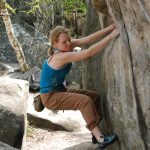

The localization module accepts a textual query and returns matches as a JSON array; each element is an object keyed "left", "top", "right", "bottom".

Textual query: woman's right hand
[{"left": 110, "top": 28, "right": 120, "bottom": 38}]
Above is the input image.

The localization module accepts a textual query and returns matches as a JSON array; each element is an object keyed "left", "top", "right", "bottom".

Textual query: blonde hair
[{"left": 48, "top": 26, "right": 69, "bottom": 55}]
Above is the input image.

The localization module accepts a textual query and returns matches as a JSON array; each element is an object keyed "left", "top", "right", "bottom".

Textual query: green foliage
[
  {"left": 25, "top": 1, "right": 40, "bottom": 15},
  {"left": 5, "top": 3, "right": 16, "bottom": 14},
  {"left": 26, "top": 122, "right": 36, "bottom": 137},
  {"left": 25, "top": 0, "right": 52, "bottom": 16},
  {"left": 25, "top": 0, "right": 86, "bottom": 17},
  {"left": 62, "top": 0, "right": 86, "bottom": 14},
  {"left": 5, "top": 0, "right": 86, "bottom": 18}
]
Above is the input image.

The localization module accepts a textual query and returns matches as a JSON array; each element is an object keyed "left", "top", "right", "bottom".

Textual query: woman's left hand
[
  {"left": 108, "top": 23, "right": 116, "bottom": 31},
  {"left": 110, "top": 28, "right": 120, "bottom": 38}
]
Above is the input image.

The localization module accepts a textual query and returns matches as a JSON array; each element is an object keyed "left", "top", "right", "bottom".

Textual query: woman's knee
[
  {"left": 94, "top": 92, "right": 100, "bottom": 100},
  {"left": 90, "top": 91, "right": 100, "bottom": 102},
  {"left": 79, "top": 96, "right": 93, "bottom": 109}
]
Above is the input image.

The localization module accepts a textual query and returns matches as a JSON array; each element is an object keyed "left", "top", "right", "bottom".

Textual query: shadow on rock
[
  {"left": 27, "top": 113, "right": 69, "bottom": 132},
  {"left": 63, "top": 142, "right": 98, "bottom": 150}
]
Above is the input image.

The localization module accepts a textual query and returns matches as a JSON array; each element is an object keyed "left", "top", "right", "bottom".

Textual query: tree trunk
[
  {"left": 0, "top": 0, "right": 29, "bottom": 72},
  {"left": 61, "top": 2, "right": 65, "bottom": 27},
  {"left": 51, "top": 4, "right": 54, "bottom": 28}
]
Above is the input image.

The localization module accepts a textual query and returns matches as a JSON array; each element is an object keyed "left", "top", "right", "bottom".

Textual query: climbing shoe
[
  {"left": 92, "top": 133, "right": 105, "bottom": 144},
  {"left": 92, "top": 134, "right": 98, "bottom": 144},
  {"left": 98, "top": 134, "right": 118, "bottom": 149}
]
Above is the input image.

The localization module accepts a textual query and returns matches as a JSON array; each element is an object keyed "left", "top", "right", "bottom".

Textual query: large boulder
[
  {"left": 0, "top": 17, "right": 49, "bottom": 68},
  {"left": 82, "top": 0, "right": 150, "bottom": 150},
  {"left": 0, "top": 76, "right": 29, "bottom": 149},
  {"left": 0, "top": 142, "right": 19, "bottom": 150}
]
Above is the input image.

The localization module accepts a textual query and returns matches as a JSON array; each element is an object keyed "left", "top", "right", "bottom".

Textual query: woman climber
[{"left": 40, "top": 24, "right": 119, "bottom": 149}]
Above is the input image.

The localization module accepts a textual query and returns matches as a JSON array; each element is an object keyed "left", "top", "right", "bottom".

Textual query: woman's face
[{"left": 54, "top": 33, "right": 72, "bottom": 52}]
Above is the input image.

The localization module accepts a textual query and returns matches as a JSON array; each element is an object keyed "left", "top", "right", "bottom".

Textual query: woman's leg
[
  {"left": 41, "top": 91, "right": 98, "bottom": 131},
  {"left": 66, "top": 89, "right": 104, "bottom": 142},
  {"left": 41, "top": 90, "right": 104, "bottom": 142},
  {"left": 66, "top": 88, "right": 103, "bottom": 120},
  {"left": 41, "top": 91, "right": 118, "bottom": 147}
]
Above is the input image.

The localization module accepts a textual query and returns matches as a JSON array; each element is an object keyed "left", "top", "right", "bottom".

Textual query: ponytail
[{"left": 48, "top": 45, "right": 54, "bottom": 56}]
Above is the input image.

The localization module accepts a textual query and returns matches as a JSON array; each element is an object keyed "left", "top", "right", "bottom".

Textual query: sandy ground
[{"left": 26, "top": 129, "right": 92, "bottom": 150}]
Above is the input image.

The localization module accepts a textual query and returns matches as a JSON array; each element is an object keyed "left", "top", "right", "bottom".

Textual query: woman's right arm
[
  {"left": 71, "top": 24, "right": 116, "bottom": 48},
  {"left": 59, "top": 28, "right": 119, "bottom": 63}
]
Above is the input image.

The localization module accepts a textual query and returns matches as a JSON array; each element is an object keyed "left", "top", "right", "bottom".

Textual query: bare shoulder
[{"left": 48, "top": 52, "right": 67, "bottom": 69}]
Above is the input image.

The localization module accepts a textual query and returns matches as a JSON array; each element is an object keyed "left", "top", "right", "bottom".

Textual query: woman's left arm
[{"left": 71, "top": 23, "right": 116, "bottom": 48}]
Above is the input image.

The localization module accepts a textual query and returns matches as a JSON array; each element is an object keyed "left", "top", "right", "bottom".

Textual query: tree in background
[
  {"left": 62, "top": 0, "right": 86, "bottom": 36},
  {"left": 0, "top": 0, "right": 29, "bottom": 72},
  {"left": 25, "top": 0, "right": 86, "bottom": 36}
]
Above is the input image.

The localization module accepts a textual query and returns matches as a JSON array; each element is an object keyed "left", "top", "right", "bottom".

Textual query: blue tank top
[{"left": 40, "top": 59, "right": 72, "bottom": 93}]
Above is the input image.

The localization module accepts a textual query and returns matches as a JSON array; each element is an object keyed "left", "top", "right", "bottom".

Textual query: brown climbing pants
[{"left": 40, "top": 88, "right": 102, "bottom": 131}]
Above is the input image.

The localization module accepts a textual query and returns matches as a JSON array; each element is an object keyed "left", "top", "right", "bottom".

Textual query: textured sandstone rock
[
  {"left": 82, "top": 0, "right": 150, "bottom": 150},
  {"left": 0, "top": 76, "right": 29, "bottom": 149}
]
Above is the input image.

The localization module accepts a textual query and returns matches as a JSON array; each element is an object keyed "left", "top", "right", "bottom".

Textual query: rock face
[
  {"left": 82, "top": 0, "right": 150, "bottom": 150},
  {"left": 0, "top": 76, "right": 29, "bottom": 149},
  {"left": 0, "top": 17, "right": 49, "bottom": 68},
  {"left": 0, "top": 142, "right": 19, "bottom": 150}
]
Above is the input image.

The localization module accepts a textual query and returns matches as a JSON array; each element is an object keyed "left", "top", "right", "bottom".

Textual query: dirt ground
[{"left": 26, "top": 128, "right": 92, "bottom": 150}]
